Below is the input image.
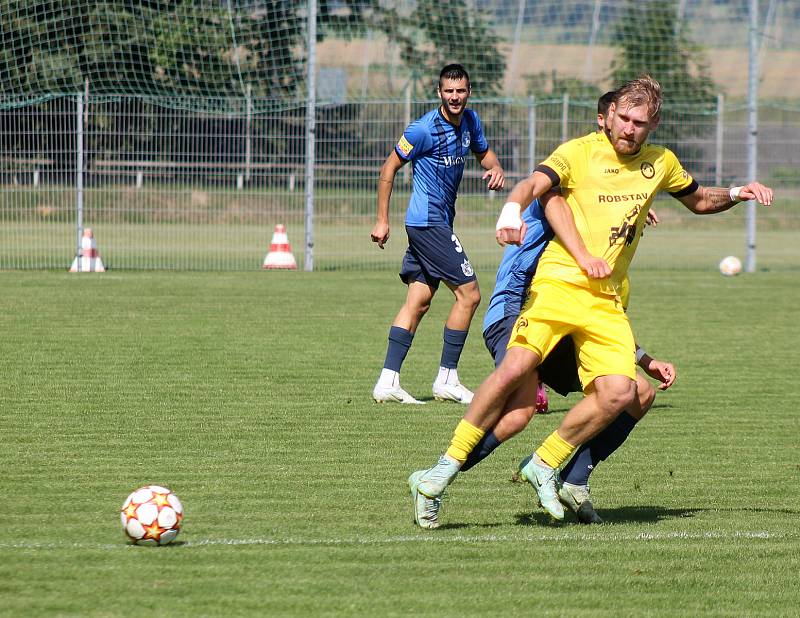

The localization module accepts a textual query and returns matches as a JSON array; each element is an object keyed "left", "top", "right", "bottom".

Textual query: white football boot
[
  {"left": 520, "top": 456, "right": 565, "bottom": 521},
  {"left": 558, "top": 482, "right": 604, "bottom": 524},
  {"left": 432, "top": 367, "right": 473, "bottom": 404},
  {"left": 372, "top": 369, "right": 424, "bottom": 404}
]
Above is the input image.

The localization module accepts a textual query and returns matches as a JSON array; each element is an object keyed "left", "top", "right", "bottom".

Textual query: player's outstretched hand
[
  {"left": 496, "top": 221, "right": 527, "bottom": 247},
  {"left": 646, "top": 208, "right": 659, "bottom": 226},
  {"left": 739, "top": 182, "right": 773, "bottom": 206},
  {"left": 577, "top": 254, "right": 612, "bottom": 279},
  {"left": 644, "top": 359, "right": 676, "bottom": 391},
  {"left": 483, "top": 166, "right": 505, "bottom": 191},
  {"left": 371, "top": 221, "right": 390, "bottom": 249}
]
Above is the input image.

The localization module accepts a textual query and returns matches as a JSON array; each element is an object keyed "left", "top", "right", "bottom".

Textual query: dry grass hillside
[{"left": 318, "top": 39, "right": 800, "bottom": 100}]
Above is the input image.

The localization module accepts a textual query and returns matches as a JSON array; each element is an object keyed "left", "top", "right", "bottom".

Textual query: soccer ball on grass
[
  {"left": 121, "top": 485, "right": 184, "bottom": 545},
  {"left": 719, "top": 255, "right": 742, "bottom": 276}
]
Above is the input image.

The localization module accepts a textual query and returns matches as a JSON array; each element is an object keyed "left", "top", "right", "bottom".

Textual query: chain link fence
[{"left": 1, "top": 94, "right": 797, "bottom": 271}]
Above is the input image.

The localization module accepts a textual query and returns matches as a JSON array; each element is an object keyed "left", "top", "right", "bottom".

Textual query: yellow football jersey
[{"left": 536, "top": 131, "right": 695, "bottom": 296}]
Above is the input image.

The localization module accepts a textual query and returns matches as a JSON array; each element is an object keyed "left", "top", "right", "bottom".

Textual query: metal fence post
[
  {"left": 245, "top": 84, "right": 252, "bottom": 182},
  {"left": 715, "top": 93, "right": 724, "bottom": 187},
  {"left": 75, "top": 93, "right": 84, "bottom": 259},
  {"left": 527, "top": 95, "right": 536, "bottom": 175},
  {"left": 561, "top": 93, "right": 570, "bottom": 144},
  {"left": 304, "top": 0, "right": 317, "bottom": 272},
  {"left": 746, "top": 0, "right": 759, "bottom": 273}
]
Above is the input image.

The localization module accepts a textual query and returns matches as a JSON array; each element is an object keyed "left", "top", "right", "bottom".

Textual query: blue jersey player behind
[{"left": 371, "top": 64, "right": 505, "bottom": 405}]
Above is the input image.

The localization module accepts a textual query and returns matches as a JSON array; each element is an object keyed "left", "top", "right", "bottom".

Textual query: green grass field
[{"left": 1, "top": 268, "right": 799, "bottom": 617}]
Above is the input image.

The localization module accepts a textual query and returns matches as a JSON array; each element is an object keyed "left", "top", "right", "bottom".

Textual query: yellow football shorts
[{"left": 508, "top": 277, "right": 636, "bottom": 391}]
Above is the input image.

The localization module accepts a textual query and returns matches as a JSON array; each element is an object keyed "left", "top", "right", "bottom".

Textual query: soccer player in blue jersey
[{"left": 370, "top": 64, "right": 505, "bottom": 405}]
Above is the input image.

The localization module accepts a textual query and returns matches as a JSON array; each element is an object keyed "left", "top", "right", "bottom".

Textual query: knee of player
[
  {"left": 460, "top": 287, "right": 481, "bottom": 311},
  {"left": 637, "top": 380, "right": 656, "bottom": 413},
  {"left": 599, "top": 378, "right": 637, "bottom": 415},
  {"left": 411, "top": 300, "right": 431, "bottom": 318},
  {"left": 492, "top": 364, "right": 526, "bottom": 393}
]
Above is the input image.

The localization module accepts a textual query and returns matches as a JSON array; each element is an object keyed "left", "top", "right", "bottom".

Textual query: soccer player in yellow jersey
[{"left": 408, "top": 75, "right": 774, "bottom": 528}]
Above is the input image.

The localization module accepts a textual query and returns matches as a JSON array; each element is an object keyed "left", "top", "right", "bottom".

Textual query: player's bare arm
[
  {"left": 679, "top": 181, "right": 774, "bottom": 215},
  {"left": 495, "top": 171, "right": 553, "bottom": 246},
  {"left": 636, "top": 349, "right": 676, "bottom": 391},
  {"left": 539, "top": 192, "right": 612, "bottom": 279},
  {"left": 475, "top": 148, "right": 505, "bottom": 191},
  {"left": 371, "top": 151, "right": 406, "bottom": 249}
]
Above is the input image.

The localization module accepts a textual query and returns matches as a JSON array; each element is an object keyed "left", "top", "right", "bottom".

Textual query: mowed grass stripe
[{"left": 0, "top": 269, "right": 798, "bottom": 617}]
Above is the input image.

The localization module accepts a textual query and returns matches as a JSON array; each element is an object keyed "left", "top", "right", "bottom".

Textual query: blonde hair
[{"left": 614, "top": 75, "right": 662, "bottom": 120}]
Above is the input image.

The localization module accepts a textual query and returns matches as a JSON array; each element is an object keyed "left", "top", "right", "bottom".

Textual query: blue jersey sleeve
[
  {"left": 395, "top": 119, "right": 433, "bottom": 162},
  {"left": 466, "top": 111, "right": 489, "bottom": 154}
]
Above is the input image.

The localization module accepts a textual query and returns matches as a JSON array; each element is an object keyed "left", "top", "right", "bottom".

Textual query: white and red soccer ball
[
  {"left": 121, "top": 485, "right": 184, "bottom": 545},
  {"left": 719, "top": 255, "right": 742, "bottom": 276}
]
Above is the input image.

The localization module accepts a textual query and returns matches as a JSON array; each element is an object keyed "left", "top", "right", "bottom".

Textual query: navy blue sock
[
  {"left": 440, "top": 327, "right": 468, "bottom": 369},
  {"left": 460, "top": 431, "right": 502, "bottom": 472},
  {"left": 560, "top": 411, "right": 639, "bottom": 486},
  {"left": 383, "top": 326, "right": 414, "bottom": 372}
]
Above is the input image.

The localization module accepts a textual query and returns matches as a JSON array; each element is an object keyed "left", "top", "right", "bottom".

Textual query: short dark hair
[
  {"left": 598, "top": 91, "right": 616, "bottom": 117},
  {"left": 439, "top": 64, "right": 470, "bottom": 89}
]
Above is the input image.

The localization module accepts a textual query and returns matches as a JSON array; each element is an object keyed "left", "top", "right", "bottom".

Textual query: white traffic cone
[
  {"left": 262, "top": 224, "right": 297, "bottom": 269},
  {"left": 69, "top": 228, "right": 106, "bottom": 273}
]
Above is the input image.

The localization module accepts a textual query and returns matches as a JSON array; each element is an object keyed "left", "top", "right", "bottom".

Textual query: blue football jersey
[
  {"left": 482, "top": 199, "right": 554, "bottom": 333},
  {"left": 394, "top": 108, "right": 489, "bottom": 228}
]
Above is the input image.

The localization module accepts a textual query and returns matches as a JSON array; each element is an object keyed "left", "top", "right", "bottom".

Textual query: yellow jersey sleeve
[
  {"left": 660, "top": 148, "right": 694, "bottom": 194},
  {"left": 539, "top": 138, "right": 586, "bottom": 188}
]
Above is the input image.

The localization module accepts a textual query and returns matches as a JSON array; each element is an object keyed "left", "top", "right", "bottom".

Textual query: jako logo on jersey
[
  {"left": 461, "top": 259, "right": 474, "bottom": 277},
  {"left": 598, "top": 192, "right": 649, "bottom": 203},
  {"left": 397, "top": 135, "right": 414, "bottom": 157},
  {"left": 640, "top": 162, "right": 655, "bottom": 178},
  {"left": 443, "top": 155, "right": 467, "bottom": 167},
  {"left": 605, "top": 168, "right": 619, "bottom": 174},
  {"left": 462, "top": 131, "right": 471, "bottom": 148}
]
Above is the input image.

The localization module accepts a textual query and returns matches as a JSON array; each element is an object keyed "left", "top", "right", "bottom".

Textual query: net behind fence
[{"left": 0, "top": 0, "right": 798, "bottom": 271}]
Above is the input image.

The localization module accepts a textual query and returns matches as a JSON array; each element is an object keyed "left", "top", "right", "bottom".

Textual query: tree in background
[
  {"left": 372, "top": 0, "right": 505, "bottom": 98},
  {"left": 609, "top": 0, "right": 716, "bottom": 166}
]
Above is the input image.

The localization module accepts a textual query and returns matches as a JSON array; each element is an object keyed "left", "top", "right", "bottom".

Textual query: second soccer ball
[{"left": 719, "top": 255, "right": 742, "bottom": 276}]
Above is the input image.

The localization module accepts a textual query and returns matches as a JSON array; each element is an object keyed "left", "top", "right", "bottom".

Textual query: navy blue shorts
[
  {"left": 482, "top": 315, "right": 581, "bottom": 397},
  {"left": 400, "top": 226, "right": 476, "bottom": 289}
]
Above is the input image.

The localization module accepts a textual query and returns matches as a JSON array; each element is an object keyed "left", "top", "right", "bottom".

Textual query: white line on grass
[{"left": 0, "top": 530, "right": 792, "bottom": 551}]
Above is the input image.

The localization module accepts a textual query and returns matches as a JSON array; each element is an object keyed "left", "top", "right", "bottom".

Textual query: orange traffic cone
[
  {"left": 69, "top": 228, "right": 106, "bottom": 273},
  {"left": 262, "top": 224, "right": 297, "bottom": 269}
]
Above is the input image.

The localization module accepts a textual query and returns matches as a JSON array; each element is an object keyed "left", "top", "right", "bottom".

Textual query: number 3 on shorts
[{"left": 451, "top": 234, "right": 463, "bottom": 253}]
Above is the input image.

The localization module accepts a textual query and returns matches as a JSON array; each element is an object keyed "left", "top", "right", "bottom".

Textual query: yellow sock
[
  {"left": 535, "top": 431, "right": 576, "bottom": 469},
  {"left": 445, "top": 420, "right": 485, "bottom": 463}
]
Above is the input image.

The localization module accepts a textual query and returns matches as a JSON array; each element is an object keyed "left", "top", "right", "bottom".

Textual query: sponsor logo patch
[
  {"left": 640, "top": 161, "right": 655, "bottom": 179},
  {"left": 462, "top": 131, "right": 471, "bottom": 148},
  {"left": 461, "top": 259, "right": 474, "bottom": 277},
  {"left": 397, "top": 135, "right": 414, "bottom": 157}
]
